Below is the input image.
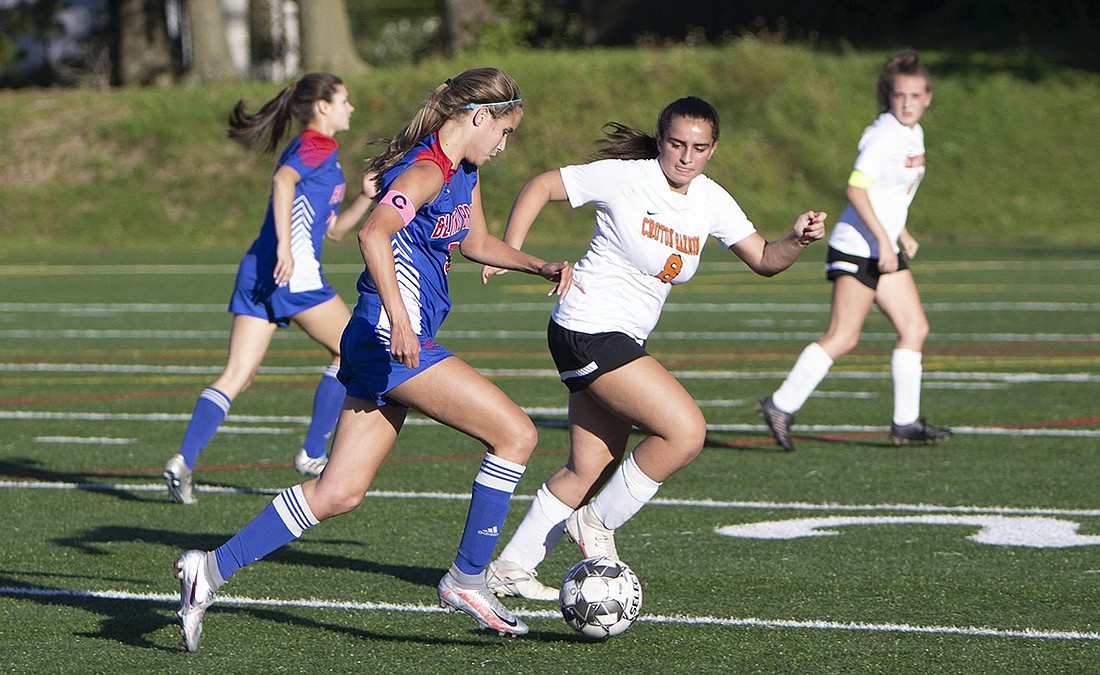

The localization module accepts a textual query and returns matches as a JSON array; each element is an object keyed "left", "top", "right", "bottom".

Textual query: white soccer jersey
[
  {"left": 554, "top": 158, "right": 755, "bottom": 342},
  {"left": 829, "top": 112, "right": 926, "bottom": 258}
]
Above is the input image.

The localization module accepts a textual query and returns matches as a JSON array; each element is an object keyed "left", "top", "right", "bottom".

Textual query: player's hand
[
  {"left": 539, "top": 261, "right": 583, "bottom": 303},
  {"left": 900, "top": 232, "right": 920, "bottom": 259},
  {"left": 481, "top": 265, "right": 507, "bottom": 284},
  {"left": 274, "top": 246, "right": 294, "bottom": 286},
  {"left": 797, "top": 210, "right": 827, "bottom": 244},
  {"left": 362, "top": 170, "right": 380, "bottom": 201},
  {"left": 877, "top": 249, "right": 900, "bottom": 274},
  {"left": 389, "top": 322, "right": 421, "bottom": 369}
]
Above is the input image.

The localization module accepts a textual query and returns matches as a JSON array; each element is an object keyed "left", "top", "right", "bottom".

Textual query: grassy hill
[{"left": 1, "top": 43, "right": 1098, "bottom": 258}]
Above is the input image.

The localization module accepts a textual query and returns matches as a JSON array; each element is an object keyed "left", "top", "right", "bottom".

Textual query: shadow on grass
[
  {"left": 0, "top": 457, "right": 146, "bottom": 501},
  {"left": 704, "top": 435, "right": 786, "bottom": 453},
  {"left": 51, "top": 525, "right": 444, "bottom": 589},
  {"left": 0, "top": 456, "right": 301, "bottom": 504},
  {"left": 705, "top": 432, "right": 895, "bottom": 452},
  {"left": 0, "top": 575, "right": 178, "bottom": 652},
  {"left": 0, "top": 574, "right": 532, "bottom": 652}
]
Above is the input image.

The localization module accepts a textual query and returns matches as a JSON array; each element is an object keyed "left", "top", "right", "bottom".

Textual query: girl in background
[
  {"left": 164, "top": 72, "right": 374, "bottom": 505},
  {"left": 758, "top": 49, "right": 952, "bottom": 452}
]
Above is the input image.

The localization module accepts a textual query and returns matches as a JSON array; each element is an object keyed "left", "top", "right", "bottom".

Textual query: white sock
[
  {"left": 497, "top": 483, "right": 573, "bottom": 571},
  {"left": 892, "top": 348, "right": 923, "bottom": 425},
  {"left": 588, "top": 453, "right": 662, "bottom": 531},
  {"left": 772, "top": 342, "right": 833, "bottom": 413}
]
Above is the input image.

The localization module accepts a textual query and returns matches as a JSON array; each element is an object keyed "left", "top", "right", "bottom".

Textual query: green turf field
[{"left": 0, "top": 243, "right": 1097, "bottom": 673}]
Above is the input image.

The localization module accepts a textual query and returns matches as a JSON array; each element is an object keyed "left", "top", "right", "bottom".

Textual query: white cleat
[
  {"left": 164, "top": 454, "right": 196, "bottom": 505},
  {"left": 293, "top": 448, "right": 328, "bottom": 477},
  {"left": 487, "top": 559, "right": 558, "bottom": 601},
  {"left": 437, "top": 568, "right": 529, "bottom": 637},
  {"left": 566, "top": 505, "right": 619, "bottom": 560},
  {"left": 174, "top": 550, "right": 217, "bottom": 652}
]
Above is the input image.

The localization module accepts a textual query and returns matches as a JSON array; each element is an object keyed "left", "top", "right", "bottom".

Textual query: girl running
[
  {"left": 165, "top": 72, "right": 374, "bottom": 504},
  {"left": 481, "top": 96, "right": 825, "bottom": 600},
  {"left": 173, "top": 67, "right": 576, "bottom": 651}
]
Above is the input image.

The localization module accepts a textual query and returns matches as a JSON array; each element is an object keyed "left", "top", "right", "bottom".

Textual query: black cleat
[
  {"left": 889, "top": 418, "right": 953, "bottom": 446},
  {"left": 757, "top": 396, "right": 795, "bottom": 452}
]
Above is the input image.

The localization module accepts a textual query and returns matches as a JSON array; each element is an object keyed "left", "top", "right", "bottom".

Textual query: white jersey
[
  {"left": 829, "top": 112, "right": 926, "bottom": 258},
  {"left": 553, "top": 158, "right": 755, "bottom": 342}
]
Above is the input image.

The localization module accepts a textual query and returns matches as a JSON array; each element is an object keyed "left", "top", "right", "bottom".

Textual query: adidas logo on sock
[{"left": 477, "top": 525, "right": 499, "bottom": 536}]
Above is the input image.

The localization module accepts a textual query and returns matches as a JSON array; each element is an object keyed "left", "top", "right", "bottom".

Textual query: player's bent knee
[
  {"left": 662, "top": 419, "right": 707, "bottom": 464},
  {"left": 676, "top": 437, "right": 706, "bottom": 467},
  {"left": 217, "top": 371, "right": 255, "bottom": 396},
  {"left": 492, "top": 416, "right": 538, "bottom": 461},
  {"left": 309, "top": 487, "right": 365, "bottom": 520},
  {"left": 825, "top": 337, "right": 858, "bottom": 358},
  {"left": 518, "top": 419, "right": 538, "bottom": 453}
]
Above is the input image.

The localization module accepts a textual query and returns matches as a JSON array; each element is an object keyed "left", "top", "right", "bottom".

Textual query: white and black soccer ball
[{"left": 559, "top": 556, "right": 642, "bottom": 639}]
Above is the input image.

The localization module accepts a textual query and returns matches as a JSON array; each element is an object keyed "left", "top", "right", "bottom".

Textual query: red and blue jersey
[
  {"left": 353, "top": 134, "right": 478, "bottom": 342},
  {"left": 246, "top": 129, "right": 346, "bottom": 293}
]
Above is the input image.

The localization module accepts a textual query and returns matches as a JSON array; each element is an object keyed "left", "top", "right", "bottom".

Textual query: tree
[
  {"left": 298, "top": 0, "right": 368, "bottom": 75},
  {"left": 111, "top": 0, "right": 239, "bottom": 85},
  {"left": 111, "top": 0, "right": 179, "bottom": 85},
  {"left": 187, "top": 0, "right": 239, "bottom": 82},
  {"left": 437, "top": 0, "right": 497, "bottom": 54},
  {"left": 249, "top": 0, "right": 298, "bottom": 81}
]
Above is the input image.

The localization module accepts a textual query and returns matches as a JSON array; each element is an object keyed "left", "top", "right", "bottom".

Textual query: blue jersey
[
  {"left": 229, "top": 130, "right": 345, "bottom": 325},
  {"left": 246, "top": 129, "right": 346, "bottom": 294},
  {"left": 352, "top": 134, "right": 478, "bottom": 342}
]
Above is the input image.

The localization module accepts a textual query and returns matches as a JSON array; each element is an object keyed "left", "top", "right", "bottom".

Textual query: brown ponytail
[
  {"left": 364, "top": 67, "right": 522, "bottom": 191},
  {"left": 592, "top": 96, "right": 719, "bottom": 161},
  {"left": 228, "top": 72, "right": 344, "bottom": 153}
]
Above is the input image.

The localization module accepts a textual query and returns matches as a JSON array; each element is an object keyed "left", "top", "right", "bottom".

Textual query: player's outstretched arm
[
  {"left": 481, "top": 169, "right": 569, "bottom": 284},
  {"left": 462, "top": 181, "right": 580, "bottom": 301},
  {"left": 731, "top": 210, "right": 827, "bottom": 277}
]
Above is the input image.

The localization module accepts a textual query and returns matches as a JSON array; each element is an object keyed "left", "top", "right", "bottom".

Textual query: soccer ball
[{"left": 559, "top": 556, "right": 642, "bottom": 639}]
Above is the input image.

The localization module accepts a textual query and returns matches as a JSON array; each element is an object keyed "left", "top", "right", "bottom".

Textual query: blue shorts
[
  {"left": 337, "top": 317, "right": 454, "bottom": 407},
  {"left": 229, "top": 285, "right": 337, "bottom": 327},
  {"left": 228, "top": 253, "right": 336, "bottom": 327}
]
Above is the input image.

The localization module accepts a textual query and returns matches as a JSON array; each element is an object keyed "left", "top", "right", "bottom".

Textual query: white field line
[
  {"left": 2, "top": 328, "right": 1098, "bottom": 342},
  {"left": 2, "top": 362, "right": 1099, "bottom": 384},
  {"left": 1, "top": 409, "right": 1098, "bottom": 437},
  {"left": 2, "top": 480, "right": 1098, "bottom": 518},
  {"left": 2, "top": 300, "right": 1099, "bottom": 314},
  {"left": 0, "top": 586, "right": 1095, "bottom": 642},
  {"left": 33, "top": 436, "right": 135, "bottom": 445},
  {"left": 3, "top": 259, "right": 1100, "bottom": 279}
]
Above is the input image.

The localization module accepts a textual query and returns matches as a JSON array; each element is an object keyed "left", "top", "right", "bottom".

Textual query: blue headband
[{"left": 463, "top": 98, "right": 522, "bottom": 110}]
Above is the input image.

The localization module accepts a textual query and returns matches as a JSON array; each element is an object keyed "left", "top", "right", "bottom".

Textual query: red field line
[
  {"left": 997, "top": 415, "right": 1100, "bottom": 428},
  {"left": 718, "top": 431, "right": 885, "bottom": 448}
]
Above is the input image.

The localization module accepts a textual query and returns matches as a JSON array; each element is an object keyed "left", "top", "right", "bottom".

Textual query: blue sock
[
  {"left": 178, "top": 387, "right": 231, "bottom": 468},
  {"left": 214, "top": 484, "right": 319, "bottom": 581},
  {"left": 453, "top": 453, "right": 526, "bottom": 576},
  {"left": 302, "top": 365, "right": 345, "bottom": 458}
]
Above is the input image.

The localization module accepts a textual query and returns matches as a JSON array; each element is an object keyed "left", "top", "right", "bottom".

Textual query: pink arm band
[{"left": 379, "top": 189, "right": 416, "bottom": 226}]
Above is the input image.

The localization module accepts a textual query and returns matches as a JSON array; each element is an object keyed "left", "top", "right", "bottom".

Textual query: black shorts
[
  {"left": 825, "top": 247, "right": 909, "bottom": 290},
  {"left": 547, "top": 319, "right": 648, "bottom": 392}
]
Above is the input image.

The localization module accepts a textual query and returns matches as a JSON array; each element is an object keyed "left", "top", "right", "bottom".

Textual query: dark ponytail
[
  {"left": 592, "top": 96, "right": 719, "bottom": 161},
  {"left": 228, "top": 72, "right": 344, "bottom": 153}
]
